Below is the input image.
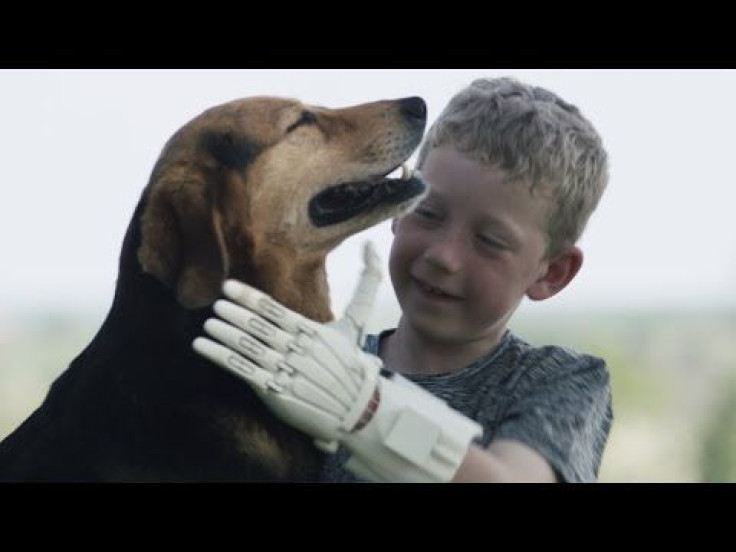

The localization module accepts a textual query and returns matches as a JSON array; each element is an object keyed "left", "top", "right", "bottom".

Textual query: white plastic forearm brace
[{"left": 342, "top": 373, "right": 483, "bottom": 483}]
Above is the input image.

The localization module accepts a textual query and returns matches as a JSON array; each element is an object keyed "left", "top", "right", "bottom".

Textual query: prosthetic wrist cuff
[{"left": 341, "top": 373, "right": 483, "bottom": 483}]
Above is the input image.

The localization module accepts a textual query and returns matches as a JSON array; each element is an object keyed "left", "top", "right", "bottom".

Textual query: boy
[{"left": 193, "top": 77, "right": 613, "bottom": 482}]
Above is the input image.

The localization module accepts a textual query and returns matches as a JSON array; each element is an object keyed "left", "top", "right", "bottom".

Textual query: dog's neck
[{"left": 233, "top": 246, "right": 334, "bottom": 324}]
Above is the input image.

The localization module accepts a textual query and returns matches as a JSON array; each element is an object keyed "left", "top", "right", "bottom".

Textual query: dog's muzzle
[{"left": 309, "top": 165, "right": 425, "bottom": 227}]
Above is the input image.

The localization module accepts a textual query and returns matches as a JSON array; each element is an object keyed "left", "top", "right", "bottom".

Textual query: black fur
[
  {"left": 200, "top": 131, "right": 259, "bottom": 172},
  {"left": 0, "top": 195, "right": 323, "bottom": 482}
]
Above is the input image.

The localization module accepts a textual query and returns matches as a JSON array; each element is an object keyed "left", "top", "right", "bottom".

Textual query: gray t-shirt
[{"left": 319, "top": 329, "right": 613, "bottom": 483}]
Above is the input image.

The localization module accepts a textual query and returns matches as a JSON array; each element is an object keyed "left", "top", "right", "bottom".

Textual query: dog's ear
[
  {"left": 137, "top": 128, "right": 260, "bottom": 309},
  {"left": 137, "top": 177, "right": 230, "bottom": 310}
]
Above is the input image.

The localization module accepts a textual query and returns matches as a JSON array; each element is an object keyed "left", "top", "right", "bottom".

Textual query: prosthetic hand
[{"left": 192, "top": 242, "right": 482, "bottom": 483}]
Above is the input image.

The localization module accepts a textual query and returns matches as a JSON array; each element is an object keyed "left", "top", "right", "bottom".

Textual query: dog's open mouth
[{"left": 309, "top": 164, "right": 426, "bottom": 227}]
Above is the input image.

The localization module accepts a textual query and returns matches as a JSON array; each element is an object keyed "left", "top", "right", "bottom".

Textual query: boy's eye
[
  {"left": 477, "top": 233, "right": 506, "bottom": 250},
  {"left": 413, "top": 204, "right": 442, "bottom": 221}
]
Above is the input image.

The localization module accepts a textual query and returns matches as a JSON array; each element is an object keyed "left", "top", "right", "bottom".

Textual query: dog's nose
[{"left": 399, "top": 96, "right": 427, "bottom": 121}]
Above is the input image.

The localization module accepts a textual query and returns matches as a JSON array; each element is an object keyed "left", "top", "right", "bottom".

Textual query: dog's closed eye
[{"left": 286, "top": 111, "right": 317, "bottom": 133}]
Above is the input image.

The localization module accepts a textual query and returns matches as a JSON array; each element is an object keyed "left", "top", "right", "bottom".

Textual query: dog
[{"left": 0, "top": 94, "right": 427, "bottom": 481}]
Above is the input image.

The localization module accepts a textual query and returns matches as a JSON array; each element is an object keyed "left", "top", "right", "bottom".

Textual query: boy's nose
[{"left": 422, "top": 231, "right": 464, "bottom": 274}]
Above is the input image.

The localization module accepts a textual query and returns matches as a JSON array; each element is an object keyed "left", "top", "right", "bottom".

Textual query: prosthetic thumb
[{"left": 327, "top": 240, "right": 382, "bottom": 346}]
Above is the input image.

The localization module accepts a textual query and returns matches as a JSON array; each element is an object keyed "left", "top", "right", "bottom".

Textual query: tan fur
[
  {"left": 224, "top": 416, "right": 294, "bottom": 479},
  {"left": 138, "top": 95, "right": 424, "bottom": 319}
]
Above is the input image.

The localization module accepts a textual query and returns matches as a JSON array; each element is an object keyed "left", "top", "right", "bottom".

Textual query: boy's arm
[{"left": 454, "top": 440, "right": 557, "bottom": 483}]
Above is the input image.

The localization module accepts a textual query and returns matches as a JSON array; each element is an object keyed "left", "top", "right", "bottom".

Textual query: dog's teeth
[
  {"left": 381, "top": 163, "right": 416, "bottom": 182},
  {"left": 400, "top": 164, "right": 411, "bottom": 181}
]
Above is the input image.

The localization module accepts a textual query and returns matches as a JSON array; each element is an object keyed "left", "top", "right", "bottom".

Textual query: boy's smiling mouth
[{"left": 412, "top": 276, "right": 463, "bottom": 301}]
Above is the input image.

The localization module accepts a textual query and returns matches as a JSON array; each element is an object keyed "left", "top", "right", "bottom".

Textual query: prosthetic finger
[
  {"left": 202, "top": 318, "right": 284, "bottom": 373},
  {"left": 192, "top": 337, "right": 273, "bottom": 393},
  {"left": 213, "top": 299, "right": 293, "bottom": 354},
  {"left": 332, "top": 241, "right": 382, "bottom": 343},
  {"left": 222, "top": 280, "right": 316, "bottom": 336},
  {"left": 194, "top": 336, "right": 345, "bottom": 419},
  {"left": 346, "top": 240, "right": 382, "bottom": 321},
  {"left": 204, "top": 313, "right": 361, "bottom": 410}
]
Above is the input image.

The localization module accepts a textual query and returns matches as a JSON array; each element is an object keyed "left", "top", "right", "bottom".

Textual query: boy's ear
[{"left": 526, "top": 245, "right": 584, "bottom": 301}]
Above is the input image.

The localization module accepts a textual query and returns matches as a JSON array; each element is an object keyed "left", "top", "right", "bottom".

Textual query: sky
[{"left": 1, "top": 69, "right": 735, "bottom": 328}]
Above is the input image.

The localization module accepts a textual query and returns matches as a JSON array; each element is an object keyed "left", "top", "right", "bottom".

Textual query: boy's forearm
[{"left": 453, "top": 440, "right": 557, "bottom": 483}]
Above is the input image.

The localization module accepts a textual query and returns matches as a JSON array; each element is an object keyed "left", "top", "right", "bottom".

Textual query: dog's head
[{"left": 137, "top": 95, "right": 427, "bottom": 312}]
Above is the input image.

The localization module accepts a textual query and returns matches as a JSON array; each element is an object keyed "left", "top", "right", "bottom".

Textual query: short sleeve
[{"left": 493, "top": 349, "right": 613, "bottom": 482}]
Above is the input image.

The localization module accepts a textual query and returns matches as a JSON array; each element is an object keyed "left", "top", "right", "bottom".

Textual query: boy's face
[{"left": 389, "top": 146, "right": 553, "bottom": 345}]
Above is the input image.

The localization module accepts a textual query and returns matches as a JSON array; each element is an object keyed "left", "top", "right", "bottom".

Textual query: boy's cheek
[{"left": 391, "top": 213, "right": 416, "bottom": 233}]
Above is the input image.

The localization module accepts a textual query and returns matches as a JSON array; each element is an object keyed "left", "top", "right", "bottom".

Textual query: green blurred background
[{"left": 2, "top": 305, "right": 734, "bottom": 482}]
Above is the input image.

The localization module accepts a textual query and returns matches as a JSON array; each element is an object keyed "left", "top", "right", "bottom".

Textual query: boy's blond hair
[{"left": 416, "top": 77, "right": 609, "bottom": 257}]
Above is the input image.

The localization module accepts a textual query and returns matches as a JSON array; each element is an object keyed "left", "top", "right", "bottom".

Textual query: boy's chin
[
  {"left": 405, "top": 316, "right": 475, "bottom": 344},
  {"left": 403, "top": 313, "right": 507, "bottom": 349}
]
